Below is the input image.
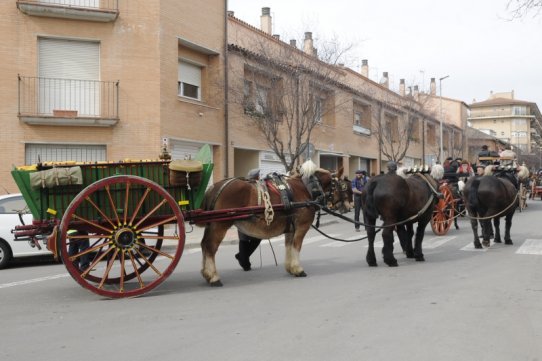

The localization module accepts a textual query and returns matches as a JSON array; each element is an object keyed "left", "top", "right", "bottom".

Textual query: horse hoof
[
  {"left": 385, "top": 260, "right": 398, "bottom": 267},
  {"left": 474, "top": 243, "right": 483, "bottom": 249},
  {"left": 367, "top": 261, "right": 378, "bottom": 267},
  {"left": 295, "top": 271, "right": 307, "bottom": 277},
  {"left": 505, "top": 240, "right": 513, "bottom": 245},
  {"left": 210, "top": 280, "right": 223, "bottom": 287},
  {"left": 405, "top": 252, "right": 415, "bottom": 258},
  {"left": 494, "top": 239, "right": 502, "bottom": 243},
  {"left": 415, "top": 256, "right": 425, "bottom": 262}
]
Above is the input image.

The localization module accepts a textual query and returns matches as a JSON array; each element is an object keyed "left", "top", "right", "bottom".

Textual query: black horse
[
  {"left": 361, "top": 165, "right": 444, "bottom": 267},
  {"left": 462, "top": 166, "right": 529, "bottom": 248}
]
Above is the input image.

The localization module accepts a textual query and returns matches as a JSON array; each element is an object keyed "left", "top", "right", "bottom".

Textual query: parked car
[{"left": 0, "top": 193, "right": 51, "bottom": 269}]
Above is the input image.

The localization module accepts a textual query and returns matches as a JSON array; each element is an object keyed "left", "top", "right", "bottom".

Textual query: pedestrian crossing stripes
[{"left": 516, "top": 239, "right": 542, "bottom": 255}]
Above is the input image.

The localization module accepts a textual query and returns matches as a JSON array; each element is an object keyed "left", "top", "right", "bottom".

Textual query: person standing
[
  {"left": 235, "top": 168, "right": 262, "bottom": 271},
  {"left": 352, "top": 169, "right": 368, "bottom": 232}
]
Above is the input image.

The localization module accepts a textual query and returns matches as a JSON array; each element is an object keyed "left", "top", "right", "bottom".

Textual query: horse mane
[
  {"left": 430, "top": 164, "right": 444, "bottom": 180},
  {"left": 299, "top": 159, "right": 318, "bottom": 183},
  {"left": 396, "top": 164, "right": 443, "bottom": 180}
]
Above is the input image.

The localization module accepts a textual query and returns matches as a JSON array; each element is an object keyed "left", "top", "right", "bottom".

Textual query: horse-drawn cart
[
  {"left": 12, "top": 147, "right": 218, "bottom": 298},
  {"left": 11, "top": 145, "right": 346, "bottom": 298}
]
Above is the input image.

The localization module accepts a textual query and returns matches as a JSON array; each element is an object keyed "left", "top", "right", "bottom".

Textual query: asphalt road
[{"left": 1, "top": 200, "right": 542, "bottom": 361}]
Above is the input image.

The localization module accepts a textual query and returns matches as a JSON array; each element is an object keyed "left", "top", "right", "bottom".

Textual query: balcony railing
[
  {"left": 18, "top": 75, "right": 119, "bottom": 127},
  {"left": 17, "top": 0, "right": 119, "bottom": 22}
]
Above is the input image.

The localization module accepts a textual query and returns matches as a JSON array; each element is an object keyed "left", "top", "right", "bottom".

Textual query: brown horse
[
  {"left": 198, "top": 160, "right": 349, "bottom": 286},
  {"left": 361, "top": 165, "right": 444, "bottom": 267},
  {"left": 462, "top": 165, "right": 529, "bottom": 248}
]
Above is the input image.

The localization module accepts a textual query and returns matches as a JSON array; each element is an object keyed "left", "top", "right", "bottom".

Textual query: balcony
[
  {"left": 18, "top": 76, "right": 119, "bottom": 127},
  {"left": 17, "top": 0, "right": 119, "bottom": 22}
]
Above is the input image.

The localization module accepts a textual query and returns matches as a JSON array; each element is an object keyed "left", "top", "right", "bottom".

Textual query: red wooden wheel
[
  {"left": 58, "top": 175, "right": 185, "bottom": 298},
  {"left": 431, "top": 183, "right": 455, "bottom": 235}
]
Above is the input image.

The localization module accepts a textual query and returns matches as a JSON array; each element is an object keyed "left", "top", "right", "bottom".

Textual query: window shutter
[
  {"left": 179, "top": 61, "right": 201, "bottom": 87},
  {"left": 39, "top": 38, "right": 99, "bottom": 80}
]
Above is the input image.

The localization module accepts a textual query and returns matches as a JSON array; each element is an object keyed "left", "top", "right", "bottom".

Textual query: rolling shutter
[
  {"left": 25, "top": 144, "right": 106, "bottom": 165},
  {"left": 38, "top": 38, "right": 100, "bottom": 116}
]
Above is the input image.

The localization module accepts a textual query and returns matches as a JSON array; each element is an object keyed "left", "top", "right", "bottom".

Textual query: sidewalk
[{"left": 182, "top": 213, "right": 340, "bottom": 249}]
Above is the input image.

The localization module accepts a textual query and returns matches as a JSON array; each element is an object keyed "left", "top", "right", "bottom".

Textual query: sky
[{"left": 228, "top": 0, "right": 542, "bottom": 107}]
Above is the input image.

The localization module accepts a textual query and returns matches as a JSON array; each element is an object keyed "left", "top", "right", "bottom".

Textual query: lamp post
[{"left": 439, "top": 75, "right": 449, "bottom": 164}]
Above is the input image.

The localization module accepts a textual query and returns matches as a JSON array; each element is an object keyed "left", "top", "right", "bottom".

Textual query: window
[
  {"left": 427, "top": 123, "right": 436, "bottom": 145},
  {"left": 178, "top": 61, "right": 202, "bottom": 100},
  {"left": 38, "top": 38, "right": 100, "bottom": 116},
  {"left": 314, "top": 97, "right": 323, "bottom": 123},
  {"left": 255, "top": 85, "right": 269, "bottom": 114},
  {"left": 384, "top": 113, "right": 399, "bottom": 142},
  {"left": 409, "top": 117, "right": 420, "bottom": 141},
  {"left": 243, "top": 67, "right": 282, "bottom": 118},
  {"left": 354, "top": 111, "right": 362, "bottom": 126},
  {"left": 25, "top": 143, "right": 106, "bottom": 165}
]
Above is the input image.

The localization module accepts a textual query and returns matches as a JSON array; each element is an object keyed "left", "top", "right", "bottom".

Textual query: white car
[{"left": 0, "top": 193, "right": 51, "bottom": 269}]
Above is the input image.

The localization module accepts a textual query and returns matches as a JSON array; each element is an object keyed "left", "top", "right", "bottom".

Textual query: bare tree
[
  {"left": 507, "top": 0, "right": 542, "bottom": 19},
  {"left": 372, "top": 87, "right": 432, "bottom": 164},
  {"left": 228, "top": 35, "right": 353, "bottom": 172}
]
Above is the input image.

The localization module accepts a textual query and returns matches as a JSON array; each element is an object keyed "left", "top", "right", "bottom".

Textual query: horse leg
[
  {"left": 397, "top": 224, "right": 414, "bottom": 258},
  {"left": 365, "top": 218, "right": 378, "bottom": 267},
  {"left": 481, "top": 219, "right": 491, "bottom": 247},
  {"left": 471, "top": 218, "right": 482, "bottom": 249},
  {"left": 200, "top": 224, "right": 229, "bottom": 286},
  {"left": 493, "top": 217, "right": 502, "bottom": 244},
  {"left": 504, "top": 213, "right": 514, "bottom": 245},
  {"left": 382, "top": 225, "right": 398, "bottom": 267},
  {"left": 284, "top": 229, "right": 307, "bottom": 277},
  {"left": 413, "top": 221, "right": 428, "bottom": 262}
]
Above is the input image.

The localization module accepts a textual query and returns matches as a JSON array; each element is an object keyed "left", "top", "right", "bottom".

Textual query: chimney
[
  {"left": 227, "top": 10, "right": 234, "bottom": 17},
  {"left": 399, "top": 79, "right": 405, "bottom": 96},
  {"left": 260, "top": 7, "right": 272, "bottom": 34},
  {"left": 430, "top": 78, "right": 436, "bottom": 95},
  {"left": 361, "top": 59, "right": 368, "bottom": 78},
  {"left": 290, "top": 39, "right": 297, "bottom": 48},
  {"left": 273, "top": 34, "right": 280, "bottom": 40},
  {"left": 413, "top": 85, "right": 419, "bottom": 99},
  {"left": 303, "top": 32, "right": 315, "bottom": 56},
  {"left": 380, "top": 72, "right": 389, "bottom": 88}
]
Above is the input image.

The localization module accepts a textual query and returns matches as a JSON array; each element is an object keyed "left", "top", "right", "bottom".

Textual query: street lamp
[{"left": 439, "top": 75, "right": 450, "bottom": 164}]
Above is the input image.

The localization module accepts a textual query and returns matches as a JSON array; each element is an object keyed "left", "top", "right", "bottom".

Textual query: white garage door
[
  {"left": 170, "top": 140, "right": 213, "bottom": 162},
  {"left": 260, "top": 151, "right": 286, "bottom": 177},
  {"left": 25, "top": 143, "right": 106, "bottom": 165}
]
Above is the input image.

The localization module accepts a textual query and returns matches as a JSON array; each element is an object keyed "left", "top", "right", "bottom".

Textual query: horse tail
[
  {"left": 365, "top": 180, "right": 379, "bottom": 219},
  {"left": 467, "top": 178, "right": 481, "bottom": 214}
]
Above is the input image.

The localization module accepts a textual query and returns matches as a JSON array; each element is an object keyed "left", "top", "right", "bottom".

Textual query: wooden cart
[{"left": 11, "top": 147, "right": 221, "bottom": 298}]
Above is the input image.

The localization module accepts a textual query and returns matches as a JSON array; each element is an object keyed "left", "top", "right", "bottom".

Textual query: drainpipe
[{"left": 224, "top": 0, "right": 229, "bottom": 177}]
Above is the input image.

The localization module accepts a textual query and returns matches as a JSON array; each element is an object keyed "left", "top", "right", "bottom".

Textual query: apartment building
[
  {"left": 226, "top": 8, "right": 463, "bottom": 178},
  {"left": 2, "top": 0, "right": 226, "bottom": 192},
  {"left": 2, "top": 1, "right": 465, "bottom": 193},
  {"left": 469, "top": 91, "right": 542, "bottom": 154}
]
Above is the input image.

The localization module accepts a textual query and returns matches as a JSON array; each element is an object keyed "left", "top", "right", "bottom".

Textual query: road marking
[
  {"left": 0, "top": 273, "right": 69, "bottom": 289},
  {"left": 424, "top": 236, "right": 456, "bottom": 249},
  {"left": 516, "top": 239, "right": 542, "bottom": 255},
  {"left": 460, "top": 242, "right": 489, "bottom": 252}
]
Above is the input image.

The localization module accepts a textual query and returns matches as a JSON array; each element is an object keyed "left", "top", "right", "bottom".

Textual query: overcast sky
[{"left": 228, "top": 0, "right": 542, "bottom": 107}]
